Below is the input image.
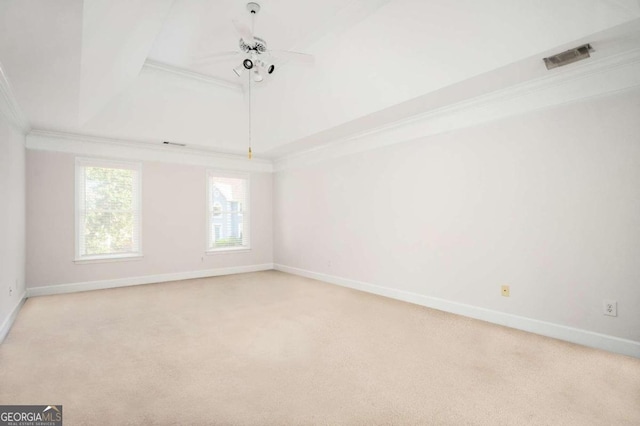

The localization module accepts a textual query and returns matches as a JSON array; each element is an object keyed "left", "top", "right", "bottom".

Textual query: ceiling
[{"left": 1, "top": 0, "right": 639, "bottom": 159}]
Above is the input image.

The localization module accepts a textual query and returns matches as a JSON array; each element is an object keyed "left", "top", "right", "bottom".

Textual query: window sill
[
  {"left": 205, "top": 247, "right": 251, "bottom": 255},
  {"left": 74, "top": 255, "right": 144, "bottom": 264}
]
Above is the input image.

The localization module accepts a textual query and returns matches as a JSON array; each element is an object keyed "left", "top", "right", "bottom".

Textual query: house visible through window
[
  {"left": 207, "top": 172, "right": 249, "bottom": 251},
  {"left": 76, "top": 158, "right": 142, "bottom": 261}
]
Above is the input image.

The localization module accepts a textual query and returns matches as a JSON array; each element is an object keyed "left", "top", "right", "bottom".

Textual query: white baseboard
[
  {"left": 0, "top": 291, "right": 27, "bottom": 343},
  {"left": 274, "top": 264, "right": 640, "bottom": 359},
  {"left": 26, "top": 263, "right": 274, "bottom": 297}
]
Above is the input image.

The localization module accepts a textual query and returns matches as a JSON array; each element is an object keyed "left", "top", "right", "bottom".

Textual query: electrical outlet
[
  {"left": 603, "top": 300, "right": 617, "bottom": 317},
  {"left": 501, "top": 285, "right": 510, "bottom": 297}
]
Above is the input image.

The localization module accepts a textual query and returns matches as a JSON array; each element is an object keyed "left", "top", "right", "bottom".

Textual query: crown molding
[
  {"left": 274, "top": 48, "right": 640, "bottom": 171},
  {"left": 0, "top": 61, "right": 30, "bottom": 133},
  {"left": 26, "top": 130, "right": 272, "bottom": 173},
  {"left": 142, "top": 60, "right": 243, "bottom": 92}
]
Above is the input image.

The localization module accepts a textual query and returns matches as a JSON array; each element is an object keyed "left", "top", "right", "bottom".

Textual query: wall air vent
[
  {"left": 163, "top": 141, "right": 186, "bottom": 147},
  {"left": 543, "top": 44, "right": 593, "bottom": 70}
]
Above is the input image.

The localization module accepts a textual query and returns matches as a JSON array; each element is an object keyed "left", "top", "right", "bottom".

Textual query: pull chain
[{"left": 248, "top": 70, "right": 252, "bottom": 160}]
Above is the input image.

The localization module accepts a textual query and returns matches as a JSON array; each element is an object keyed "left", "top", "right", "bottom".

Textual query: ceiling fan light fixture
[
  {"left": 253, "top": 69, "right": 264, "bottom": 82},
  {"left": 233, "top": 66, "right": 244, "bottom": 77},
  {"left": 267, "top": 64, "right": 275, "bottom": 74},
  {"left": 243, "top": 58, "right": 254, "bottom": 69}
]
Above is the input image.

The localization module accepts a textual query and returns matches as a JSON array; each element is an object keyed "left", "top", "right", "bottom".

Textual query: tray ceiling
[{"left": 1, "top": 0, "right": 639, "bottom": 158}]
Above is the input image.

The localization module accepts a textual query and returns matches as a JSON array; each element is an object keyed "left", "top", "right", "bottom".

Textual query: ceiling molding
[
  {"left": 79, "top": 0, "right": 175, "bottom": 124},
  {"left": 274, "top": 47, "right": 640, "bottom": 171},
  {"left": 142, "top": 60, "right": 243, "bottom": 92},
  {"left": 26, "top": 130, "right": 272, "bottom": 173},
  {"left": 0, "top": 61, "right": 30, "bottom": 133}
]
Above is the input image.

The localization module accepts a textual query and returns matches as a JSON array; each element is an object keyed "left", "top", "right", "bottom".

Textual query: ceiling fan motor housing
[{"left": 239, "top": 36, "right": 267, "bottom": 54}]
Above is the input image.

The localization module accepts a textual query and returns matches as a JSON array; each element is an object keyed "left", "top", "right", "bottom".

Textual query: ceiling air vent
[{"left": 543, "top": 44, "right": 593, "bottom": 70}]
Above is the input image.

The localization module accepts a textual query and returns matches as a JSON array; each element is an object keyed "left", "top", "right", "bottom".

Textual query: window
[
  {"left": 213, "top": 202, "right": 222, "bottom": 217},
  {"left": 207, "top": 171, "right": 249, "bottom": 251},
  {"left": 76, "top": 158, "right": 142, "bottom": 261}
]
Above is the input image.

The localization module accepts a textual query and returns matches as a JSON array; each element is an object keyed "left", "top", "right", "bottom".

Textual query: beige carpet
[{"left": 1, "top": 271, "right": 639, "bottom": 425}]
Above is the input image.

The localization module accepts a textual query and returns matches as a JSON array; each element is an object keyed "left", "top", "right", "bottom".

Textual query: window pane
[
  {"left": 83, "top": 211, "right": 135, "bottom": 255},
  {"left": 77, "top": 159, "right": 141, "bottom": 259},
  {"left": 85, "top": 167, "right": 134, "bottom": 210},
  {"left": 208, "top": 174, "right": 249, "bottom": 250}
]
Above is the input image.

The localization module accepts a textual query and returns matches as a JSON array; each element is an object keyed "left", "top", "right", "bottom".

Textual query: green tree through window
[{"left": 77, "top": 159, "right": 141, "bottom": 259}]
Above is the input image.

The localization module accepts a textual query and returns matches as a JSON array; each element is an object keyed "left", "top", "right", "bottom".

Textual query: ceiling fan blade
[
  {"left": 192, "top": 51, "right": 241, "bottom": 65},
  {"left": 270, "top": 50, "right": 315, "bottom": 64},
  {"left": 232, "top": 19, "right": 254, "bottom": 42}
]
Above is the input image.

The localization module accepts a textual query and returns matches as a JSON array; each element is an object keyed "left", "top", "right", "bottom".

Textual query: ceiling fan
[{"left": 194, "top": 2, "right": 314, "bottom": 82}]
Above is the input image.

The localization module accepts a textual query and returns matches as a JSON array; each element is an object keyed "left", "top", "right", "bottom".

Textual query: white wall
[
  {"left": 26, "top": 151, "right": 273, "bottom": 290},
  {"left": 0, "top": 115, "right": 26, "bottom": 340},
  {"left": 274, "top": 89, "right": 640, "bottom": 344}
]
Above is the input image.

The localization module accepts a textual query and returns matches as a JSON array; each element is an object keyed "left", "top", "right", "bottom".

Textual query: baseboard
[
  {"left": 274, "top": 264, "right": 640, "bottom": 359},
  {"left": 26, "top": 263, "right": 274, "bottom": 297},
  {"left": 0, "top": 291, "right": 27, "bottom": 343}
]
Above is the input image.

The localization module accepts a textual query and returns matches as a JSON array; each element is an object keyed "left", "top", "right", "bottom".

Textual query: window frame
[
  {"left": 205, "top": 170, "right": 251, "bottom": 254},
  {"left": 74, "top": 157, "right": 143, "bottom": 263}
]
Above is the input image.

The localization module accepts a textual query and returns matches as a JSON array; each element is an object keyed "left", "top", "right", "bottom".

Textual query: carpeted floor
[{"left": 1, "top": 271, "right": 639, "bottom": 425}]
